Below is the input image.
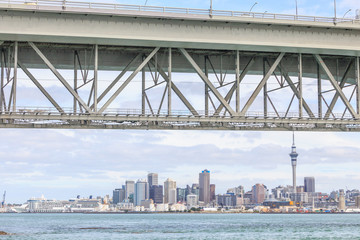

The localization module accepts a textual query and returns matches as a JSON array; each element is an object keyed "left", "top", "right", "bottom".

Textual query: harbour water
[{"left": 0, "top": 213, "right": 360, "bottom": 239}]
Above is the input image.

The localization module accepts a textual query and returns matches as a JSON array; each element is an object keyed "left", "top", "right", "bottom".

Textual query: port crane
[{"left": 1, "top": 191, "right": 5, "bottom": 208}]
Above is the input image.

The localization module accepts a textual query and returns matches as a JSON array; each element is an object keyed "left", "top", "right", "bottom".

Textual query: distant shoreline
[{"left": 1, "top": 212, "right": 360, "bottom": 215}]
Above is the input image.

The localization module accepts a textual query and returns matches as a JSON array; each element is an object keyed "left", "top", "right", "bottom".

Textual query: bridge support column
[
  {"left": 205, "top": 56, "right": 209, "bottom": 117},
  {"left": 168, "top": 48, "right": 172, "bottom": 115},
  {"left": 142, "top": 55, "right": 146, "bottom": 116},
  {"left": 12, "top": 41, "right": 18, "bottom": 113},
  {"left": 317, "top": 63, "right": 322, "bottom": 118},
  {"left": 298, "top": 53, "right": 303, "bottom": 118},
  {"left": 236, "top": 50, "right": 240, "bottom": 113},
  {"left": 94, "top": 44, "right": 98, "bottom": 113},
  {"left": 263, "top": 57, "right": 268, "bottom": 117},
  {"left": 74, "top": 51, "right": 77, "bottom": 114}
]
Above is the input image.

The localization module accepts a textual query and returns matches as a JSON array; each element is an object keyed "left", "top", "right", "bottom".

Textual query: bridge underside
[{"left": 0, "top": 41, "right": 360, "bottom": 131}]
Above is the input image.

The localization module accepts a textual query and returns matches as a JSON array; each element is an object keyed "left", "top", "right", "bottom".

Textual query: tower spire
[
  {"left": 289, "top": 132, "right": 298, "bottom": 193},
  {"left": 292, "top": 131, "right": 295, "bottom": 145}
]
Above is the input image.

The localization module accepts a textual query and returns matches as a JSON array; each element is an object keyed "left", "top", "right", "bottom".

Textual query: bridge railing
[
  {"left": 1, "top": 106, "right": 355, "bottom": 120},
  {"left": 0, "top": 0, "right": 359, "bottom": 25}
]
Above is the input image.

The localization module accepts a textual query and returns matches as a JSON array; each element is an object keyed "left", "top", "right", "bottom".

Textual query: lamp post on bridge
[
  {"left": 210, "top": 0, "right": 213, "bottom": 17},
  {"left": 334, "top": 0, "right": 337, "bottom": 23},
  {"left": 295, "top": 0, "right": 298, "bottom": 18},
  {"left": 343, "top": 9, "right": 352, "bottom": 18},
  {"left": 249, "top": 2, "right": 258, "bottom": 12}
]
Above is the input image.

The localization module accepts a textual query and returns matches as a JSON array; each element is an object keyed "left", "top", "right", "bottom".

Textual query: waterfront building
[
  {"left": 164, "top": 178, "right": 177, "bottom": 204},
  {"left": 216, "top": 194, "right": 236, "bottom": 207},
  {"left": 304, "top": 177, "right": 315, "bottom": 193},
  {"left": 338, "top": 189, "right": 346, "bottom": 211},
  {"left": 191, "top": 184, "right": 200, "bottom": 197},
  {"left": 289, "top": 133, "right": 299, "bottom": 193},
  {"left": 291, "top": 192, "right": 308, "bottom": 203},
  {"left": 155, "top": 203, "right": 169, "bottom": 212},
  {"left": 140, "top": 199, "right": 155, "bottom": 210},
  {"left": 134, "top": 179, "right": 149, "bottom": 206},
  {"left": 296, "top": 186, "right": 304, "bottom": 193},
  {"left": 170, "top": 203, "right": 187, "bottom": 212},
  {"left": 199, "top": 169, "right": 210, "bottom": 204},
  {"left": 186, "top": 194, "right": 198, "bottom": 207},
  {"left": 149, "top": 185, "right": 163, "bottom": 204},
  {"left": 113, "top": 188, "right": 125, "bottom": 204},
  {"left": 210, "top": 184, "right": 216, "bottom": 202},
  {"left": 147, "top": 173, "right": 158, "bottom": 187},
  {"left": 177, "top": 188, "right": 187, "bottom": 203},
  {"left": 356, "top": 196, "right": 360, "bottom": 208},
  {"left": 125, "top": 180, "right": 135, "bottom": 201},
  {"left": 251, "top": 184, "right": 266, "bottom": 204},
  {"left": 227, "top": 185, "right": 244, "bottom": 196}
]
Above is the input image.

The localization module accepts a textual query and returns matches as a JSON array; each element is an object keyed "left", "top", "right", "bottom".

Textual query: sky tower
[{"left": 289, "top": 132, "right": 298, "bottom": 193}]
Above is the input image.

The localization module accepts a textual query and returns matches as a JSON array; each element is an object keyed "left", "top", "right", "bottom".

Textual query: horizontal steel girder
[
  {"left": 0, "top": 7, "right": 360, "bottom": 56},
  {"left": 0, "top": 43, "right": 357, "bottom": 84},
  {"left": 0, "top": 112, "right": 360, "bottom": 132}
]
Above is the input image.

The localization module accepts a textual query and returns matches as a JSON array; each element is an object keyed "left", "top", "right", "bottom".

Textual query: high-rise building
[
  {"left": 356, "top": 196, "right": 360, "bottom": 208},
  {"left": 164, "top": 178, "right": 177, "bottom": 204},
  {"left": 210, "top": 184, "right": 216, "bottom": 202},
  {"left": 251, "top": 183, "right": 266, "bottom": 204},
  {"left": 186, "top": 194, "right": 198, "bottom": 207},
  {"left": 147, "top": 173, "right": 158, "bottom": 187},
  {"left": 149, "top": 185, "right": 163, "bottom": 204},
  {"left": 134, "top": 179, "right": 149, "bottom": 206},
  {"left": 304, "top": 177, "right": 315, "bottom": 193},
  {"left": 191, "top": 184, "right": 200, "bottom": 197},
  {"left": 289, "top": 132, "right": 299, "bottom": 193},
  {"left": 199, "top": 169, "right": 210, "bottom": 204},
  {"left": 125, "top": 180, "right": 135, "bottom": 201},
  {"left": 338, "top": 189, "right": 346, "bottom": 211},
  {"left": 217, "top": 194, "right": 237, "bottom": 207},
  {"left": 113, "top": 188, "right": 125, "bottom": 204},
  {"left": 177, "top": 188, "right": 187, "bottom": 203}
]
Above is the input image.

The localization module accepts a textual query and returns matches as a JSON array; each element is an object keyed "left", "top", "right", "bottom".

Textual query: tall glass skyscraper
[
  {"left": 199, "top": 169, "right": 210, "bottom": 204},
  {"left": 134, "top": 179, "right": 149, "bottom": 206},
  {"left": 164, "top": 178, "right": 176, "bottom": 204},
  {"left": 125, "top": 180, "right": 135, "bottom": 202},
  {"left": 304, "top": 177, "right": 315, "bottom": 192},
  {"left": 147, "top": 173, "right": 158, "bottom": 187}
]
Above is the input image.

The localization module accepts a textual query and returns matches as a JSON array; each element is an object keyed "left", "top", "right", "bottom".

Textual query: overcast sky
[{"left": 2, "top": 0, "right": 360, "bottom": 203}]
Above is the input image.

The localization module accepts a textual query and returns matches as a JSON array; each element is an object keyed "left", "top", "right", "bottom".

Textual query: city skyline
[
  {"left": 1, "top": 129, "right": 360, "bottom": 203},
  {"left": 1, "top": 0, "right": 360, "bottom": 203}
]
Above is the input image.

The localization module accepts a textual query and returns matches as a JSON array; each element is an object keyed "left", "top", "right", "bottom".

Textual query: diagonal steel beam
[
  {"left": 314, "top": 54, "right": 358, "bottom": 118},
  {"left": 99, "top": 47, "right": 160, "bottom": 113},
  {"left": 241, "top": 52, "right": 285, "bottom": 115},
  {"left": 0, "top": 42, "right": 3, "bottom": 47},
  {"left": 18, "top": 60, "right": 64, "bottom": 113},
  {"left": 28, "top": 42, "right": 92, "bottom": 113},
  {"left": 278, "top": 63, "right": 315, "bottom": 118},
  {"left": 214, "top": 56, "right": 256, "bottom": 115},
  {"left": 324, "top": 59, "right": 354, "bottom": 118},
  {"left": 91, "top": 53, "right": 142, "bottom": 109},
  {"left": 357, "top": 57, "right": 360, "bottom": 115},
  {"left": 151, "top": 59, "right": 199, "bottom": 116},
  {"left": 179, "top": 48, "right": 236, "bottom": 116}
]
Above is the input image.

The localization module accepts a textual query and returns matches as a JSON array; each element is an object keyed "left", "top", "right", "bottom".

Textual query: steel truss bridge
[{"left": 0, "top": 0, "right": 360, "bottom": 131}]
